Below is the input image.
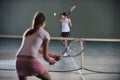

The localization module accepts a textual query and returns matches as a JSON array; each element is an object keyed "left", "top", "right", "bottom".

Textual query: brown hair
[
  {"left": 25, "top": 12, "right": 46, "bottom": 37},
  {"left": 60, "top": 12, "right": 67, "bottom": 17}
]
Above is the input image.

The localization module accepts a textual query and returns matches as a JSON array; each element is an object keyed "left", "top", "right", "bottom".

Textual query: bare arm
[
  {"left": 39, "top": 47, "right": 57, "bottom": 57},
  {"left": 42, "top": 39, "right": 57, "bottom": 64},
  {"left": 69, "top": 19, "right": 72, "bottom": 27},
  {"left": 39, "top": 44, "right": 61, "bottom": 62}
]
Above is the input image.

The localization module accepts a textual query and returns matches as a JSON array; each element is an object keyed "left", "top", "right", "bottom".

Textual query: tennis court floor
[{"left": 0, "top": 70, "right": 120, "bottom": 80}]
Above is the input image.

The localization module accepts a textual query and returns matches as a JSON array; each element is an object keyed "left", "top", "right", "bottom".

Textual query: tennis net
[
  {"left": 0, "top": 35, "right": 120, "bottom": 74},
  {"left": 83, "top": 39, "right": 120, "bottom": 74}
]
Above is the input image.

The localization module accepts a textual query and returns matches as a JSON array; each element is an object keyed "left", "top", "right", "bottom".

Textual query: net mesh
[
  {"left": 0, "top": 37, "right": 81, "bottom": 72},
  {"left": 0, "top": 36, "right": 120, "bottom": 74},
  {"left": 84, "top": 41, "right": 120, "bottom": 74}
]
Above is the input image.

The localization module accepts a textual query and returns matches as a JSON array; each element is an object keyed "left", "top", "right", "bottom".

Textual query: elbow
[{"left": 70, "top": 24, "right": 72, "bottom": 27}]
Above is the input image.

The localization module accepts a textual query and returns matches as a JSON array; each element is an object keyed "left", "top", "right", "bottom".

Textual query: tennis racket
[
  {"left": 67, "top": 5, "right": 77, "bottom": 16},
  {"left": 49, "top": 39, "right": 85, "bottom": 64},
  {"left": 62, "top": 39, "right": 85, "bottom": 57}
]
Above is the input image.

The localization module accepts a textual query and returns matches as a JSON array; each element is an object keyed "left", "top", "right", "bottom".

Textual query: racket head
[
  {"left": 68, "top": 5, "right": 77, "bottom": 15},
  {"left": 63, "top": 39, "right": 85, "bottom": 57}
]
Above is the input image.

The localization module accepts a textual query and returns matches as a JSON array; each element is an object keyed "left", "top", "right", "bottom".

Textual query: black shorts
[{"left": 61, "top": 32, "right": 70, "bottom": 37}]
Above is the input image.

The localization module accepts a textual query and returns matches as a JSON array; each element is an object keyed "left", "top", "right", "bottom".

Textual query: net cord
[{"left": 0, "top": 35, "right": 120, "bottom": 42}]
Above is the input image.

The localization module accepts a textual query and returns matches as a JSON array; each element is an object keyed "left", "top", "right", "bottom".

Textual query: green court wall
[{"left": 0, "top": 0, "right": 120, "bottom": 38}]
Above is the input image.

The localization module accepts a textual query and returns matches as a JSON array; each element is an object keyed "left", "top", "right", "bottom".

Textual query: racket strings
[
  {"left": 70, "top": 5, "right": 77, "bottom": 12},
  {"left": 65, "top": 39, "right": 85, "bottom": 57},
  {"left": 67, "top": 5, "right": 77, "bottom": 15}
]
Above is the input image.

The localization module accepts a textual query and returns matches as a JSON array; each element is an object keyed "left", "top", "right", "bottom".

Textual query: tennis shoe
[{"left": 63, "top": 52, "right": 68, "bottom": 57}]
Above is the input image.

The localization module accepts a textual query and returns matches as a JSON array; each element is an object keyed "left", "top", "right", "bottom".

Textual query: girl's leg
[
  {"left": 64, "top": 39, "right": 68, "bottom": 48},
  {"left": 18, "top": 75, "right": 27, "bottom": 80},
  {"left": 36, "top": 70, "right": 52, "bottom": 80}
]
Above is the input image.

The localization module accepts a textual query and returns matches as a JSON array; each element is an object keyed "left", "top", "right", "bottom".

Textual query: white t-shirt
[
  {"left": 16, "top": 28, "right": 50, "bottom": 58},
  {"left": 61, "top": 18, "right": 70, "bottom": 32}
]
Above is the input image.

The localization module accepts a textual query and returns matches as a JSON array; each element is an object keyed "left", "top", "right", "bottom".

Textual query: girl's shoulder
[
  {"left": 39, "top": 28, "right": 49, "bottom": 34},
  {"left": 38, "top": 29, "right": 50, "bottom": 40}
]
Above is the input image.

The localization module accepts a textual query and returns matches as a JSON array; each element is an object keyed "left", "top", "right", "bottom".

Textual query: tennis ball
[{"left": 53, "top": 12, "right": 57, "bottom": 16}]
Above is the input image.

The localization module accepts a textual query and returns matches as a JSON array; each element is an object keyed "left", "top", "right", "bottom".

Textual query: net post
[{"left": 80, "top": 38, "right": 84, "bottom": 70}]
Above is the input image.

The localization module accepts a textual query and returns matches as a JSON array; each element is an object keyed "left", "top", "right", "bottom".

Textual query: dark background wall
[{"left": 0, "top": 0, "right": 120, "bottom": 38}]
